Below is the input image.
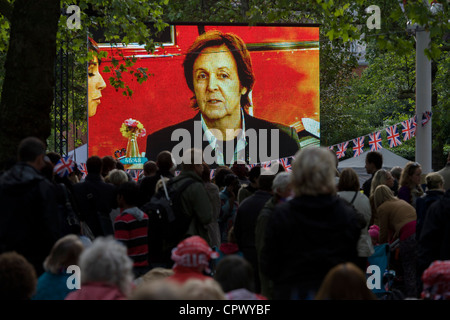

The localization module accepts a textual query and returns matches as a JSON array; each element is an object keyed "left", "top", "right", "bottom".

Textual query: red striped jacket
[{"left": 114, "top": 207, "right": 149, "bottom": 267}]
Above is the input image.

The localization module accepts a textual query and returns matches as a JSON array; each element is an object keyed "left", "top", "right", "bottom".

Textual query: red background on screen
[{"left": 88, "top": 25, "right": 319, "bottom": 160}]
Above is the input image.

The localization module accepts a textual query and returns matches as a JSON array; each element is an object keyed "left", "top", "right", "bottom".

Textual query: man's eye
[
  {"left": 197, "top": 73, "right": 207, "bottom": 80},
  {"left": 219, "top": 73, "right": 229, "bottom": 79}
]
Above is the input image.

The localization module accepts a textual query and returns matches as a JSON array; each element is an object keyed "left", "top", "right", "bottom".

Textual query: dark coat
[
  {"left": 0, "top": 163, "right": 62, "bottom": 276},
  {"left": 138, "top": 169, "right": 174, "bottom": 207},
  {"left": 417, "top": 189, "right": 450, "bottom": 277},
  {"left": 72, "top": 173, "right": 117, "bottom": 237},
  {"left": 234, "top": 189, "right": 273, "bottom": 294},
  {"left": 145, "top": 112, "right": 303, "bottom": 166},
  {"left": 234, "top": 190, "right": 273, "bottom": 251},
  {"left": 415, "top": 189, "right": 445, "bottom": 240},
  {"left": 260, "top": 194, "right": 362, "bottom": 300}
]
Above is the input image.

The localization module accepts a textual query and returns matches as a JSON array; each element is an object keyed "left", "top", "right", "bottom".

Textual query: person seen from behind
[{"left": 260, "top": 147, "right": 362, "bottom": 300}]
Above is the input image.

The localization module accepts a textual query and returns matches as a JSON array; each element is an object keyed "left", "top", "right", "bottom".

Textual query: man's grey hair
[
  {"left": 272, "top": 171, "right": 292, "bottom": 194},
  {"left": 291, "top": 147, "right": 337, "bottom": 196}
]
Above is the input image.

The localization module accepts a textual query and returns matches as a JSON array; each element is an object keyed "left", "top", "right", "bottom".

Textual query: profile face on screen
[{"left": 88, "top": 55, "right": 107, "bottom": 117}]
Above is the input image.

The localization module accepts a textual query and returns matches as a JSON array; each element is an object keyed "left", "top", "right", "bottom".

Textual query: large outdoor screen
[{"left": 88, "top": 24, "right": 320, "bottom": 169}]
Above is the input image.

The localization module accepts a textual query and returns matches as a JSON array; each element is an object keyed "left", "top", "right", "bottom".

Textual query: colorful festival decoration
[
  {"left": 386, "top": 124, "right": 402, "bottom": 148},
  {"left": 352, "top": 136, "right": 365, "bottom": 158},
  {"left": 336, "top": 142, "right": 349, "bottom": 159},
  {"left": 368, "top": 131, "right": 383, "bottom": 151}
]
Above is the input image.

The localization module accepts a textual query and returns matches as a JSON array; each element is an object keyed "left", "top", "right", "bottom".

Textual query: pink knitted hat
[{"left": 368, "top": 225, "right": 380, "bottom": 239}]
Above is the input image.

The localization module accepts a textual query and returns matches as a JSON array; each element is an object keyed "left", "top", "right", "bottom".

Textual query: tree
[
  {"left": 0, "top": 0, "right": 447, "bottom": 168},
  {"left": 0, "top": 0, "right": 169, "bottom": 169},
  {"left": 0, "top": 0, "right": 60, "bottom": 167}
]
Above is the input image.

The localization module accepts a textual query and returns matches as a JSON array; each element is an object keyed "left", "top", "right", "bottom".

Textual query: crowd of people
[{"left": 0, "top": 136, "right": 449, "bottom": 300}]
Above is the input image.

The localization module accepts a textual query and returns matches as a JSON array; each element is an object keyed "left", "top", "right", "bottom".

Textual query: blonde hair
[
  {"left": 370, "top": 169, "right": 391, "bottom": 195},
  {"left": 129, "top": 279, "right": 181, "bottom": 300},
  {"left": 425, "top": 172, "right": 444, "bottom": 190},
  {"left": 43, "top": 234, "right": 84, "bottom": 274},
  {"left": 180, "top": 278, "right": 226, "bottom": 300},
  {"left": 399, "top": 161, "right": 421, "bottom": 188},
  {"left": 291, "top": 147, "right": 337, "bottom": 196},
  {"left": 373, "top": 184, "right": 396, "bottom": 209},
  {"left": 106, "top": 169, "right": 129, "bottom": 186},
  {"left": 139, "top": 267, "right": 174, "bottom": 284}
]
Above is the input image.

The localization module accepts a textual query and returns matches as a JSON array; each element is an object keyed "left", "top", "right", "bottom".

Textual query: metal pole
[{"left": 415, "top": 28, "right": 432, "bottom": 174}]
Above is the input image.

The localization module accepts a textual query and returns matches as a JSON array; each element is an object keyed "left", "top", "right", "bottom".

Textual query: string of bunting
[
  {"left": 74, "top": 111, "right": 432, "bottom": 180},
  {"left": 327, "top": 111, "right": 432, "bottom": 159}
]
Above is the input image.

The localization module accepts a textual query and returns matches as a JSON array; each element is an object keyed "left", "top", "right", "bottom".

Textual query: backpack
[
  {"left": 343, "top": 191, "right": 367, "bottom": 230},
  {"left": 141, "top": 175, "right": 196, "bottom": 265}
]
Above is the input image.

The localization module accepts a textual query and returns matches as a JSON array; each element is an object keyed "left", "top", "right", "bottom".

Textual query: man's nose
[{"left": 207, "top": 74, "right": 219, "bottom": 91}]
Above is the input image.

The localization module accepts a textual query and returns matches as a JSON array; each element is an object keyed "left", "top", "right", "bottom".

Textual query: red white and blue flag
[
  {"left": 77, "top": 163, "right": 88, "bottom": 180},
  {"left": 386, "top": 125, "right": 402, "bottom": 147},
  {"left": 53, "top": 155, "right": 75, "bottom": 178},
  {"left": 412, "top": 115, "right": 417, "bottom": 128},
  {"left": 336, "top": 142, "right": 349, "bottom": 159},
  {"left": 368, "top": 131, "right": 383, "bottom": 151},
  {"left": 422, "top": 111, "right": 432, "bottom": 126},
  {"left": 280, "top": 157, "right": 293, "bottom": 172},
  {"left": 402, "top": 118, "right": 416, "bottom": 141},
  {"left": 210, "top": 169, "right": 216, "bottom": 181},
  {"left": 261, "top": 160, "right": 272, "bottom": 169},
  {"left": 352, "top": 136, "right": 365, "bottom": 158},
  {"left": 126, "top": 169, "right": 143, "bottom": 182}
]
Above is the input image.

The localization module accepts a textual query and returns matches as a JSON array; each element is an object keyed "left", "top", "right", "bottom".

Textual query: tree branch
[{"left": 0, "top": 0, "right": 13, "bottom": 21}]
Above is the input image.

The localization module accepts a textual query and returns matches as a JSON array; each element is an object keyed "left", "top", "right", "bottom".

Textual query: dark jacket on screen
[{"left": 145, "top": 112, "right": 303, "bottom": 166}]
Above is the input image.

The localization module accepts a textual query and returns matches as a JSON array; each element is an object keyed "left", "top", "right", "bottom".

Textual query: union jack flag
[
  {"left": 261, "top": 160, "right": 272, "bottom": 169},
  {"left": 280, "top": 157, "right": 292, "bottom": 172},
  {"left": 247, "top": 163, "right": 258, "bottom": 171},
  {"left": 402, "top": 118, "right": 416, "bottom": 141},
  {"left": 412, "top": 115, "right": 417, "bottom": 127},
  {"left": 210, "top": 169, "right": 216, "bottom": 181},
  {"left": 386, "top": 125, "right": 402, "bottom": 147},
  {"left": 352, "top": 136, "right": 365, "bottom": 157},
  {"left": 53, "top": 155, "right": 75, "bottom": 178},
  {"left": 368, "top": 131, "right": 383, "bottom": 151},
  {"left": 126, "top": 169, "right": 143, "bottom": 182},
  {"left": 78, "top": 163, "right": 88, "bottom": 180},
  {"left": 422, "top": 111, "right": 432, "bottom": 126},
  {"left": 336, "top": 142, "right": 349, "bottom": 159}
]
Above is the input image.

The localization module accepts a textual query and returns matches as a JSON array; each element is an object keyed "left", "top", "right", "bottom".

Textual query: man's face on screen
[{"left": 193, "top": 44, "right": 247, "bottom": 123}]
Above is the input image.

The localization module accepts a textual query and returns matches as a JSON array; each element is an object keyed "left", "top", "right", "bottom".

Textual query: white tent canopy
[
  {"left": 68, "top": 143, "right": 87, "bottom": 164},
  {"left": 338, "top": 148, "right": 411, "bottom": 187}
]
